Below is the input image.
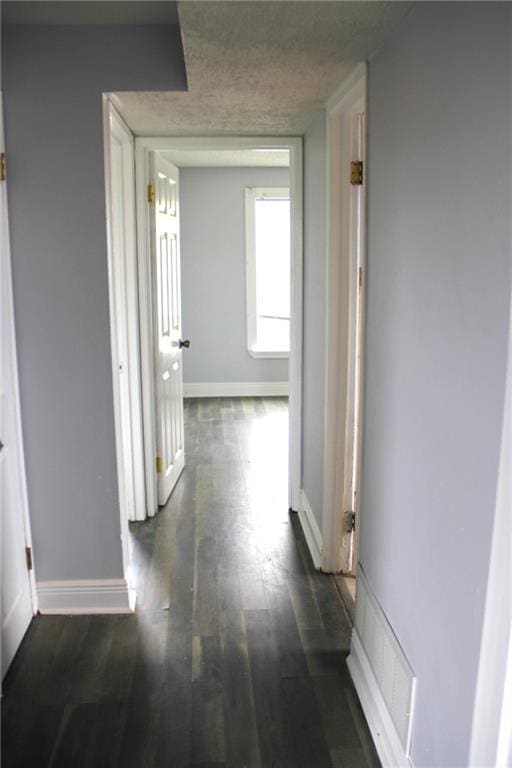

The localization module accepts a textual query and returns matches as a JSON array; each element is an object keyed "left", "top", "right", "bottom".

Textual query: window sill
[{"left": 248, "top": 348, "right": 290, "bottom": 359}]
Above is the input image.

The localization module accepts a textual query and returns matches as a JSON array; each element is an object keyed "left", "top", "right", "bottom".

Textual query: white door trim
[
  {"left": 322, "top": 64, "right": 367, "bottom": 573},
  {"left": 103, "top": 98, "right": 146, "bottom": 527},
  {"left": 135, "top": 136, "right": 303, "bottom": 516},
  {"left": 0, "top": 92, "right": 38, "bottom": 622}
]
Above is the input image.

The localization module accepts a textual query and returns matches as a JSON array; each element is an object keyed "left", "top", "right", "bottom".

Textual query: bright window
[{"left": 245, "top": 187, "right": 291, "bottom": 358}]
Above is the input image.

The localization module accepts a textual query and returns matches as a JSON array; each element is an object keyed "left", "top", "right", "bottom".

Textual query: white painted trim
[
  {"left": 322, "top": 64, "right": 367, "bottom": 573},
  {"left": 135, "top": 141, "right": 158, "bottom": 518},
  {"left": 298, "top": 490, "right": 322, "bottom": 570},
  {"left": 183, "top": 381, "right": 288, "bottom": 398},
  {"left": 135, "top": 136, "right": 303, "bottom": 514},
  {"left": 326, "top": 62, "right": 368, "bottom": 113},
  {"left": 288, "top": 140, "right": 303, "bottom": 512},
  {"left": 0, "top": 93, "right": 38, "bottom": 615},
  {"left": 248, "top": 349, "right": 289, "bottom": 359},
  {"left": 103, "top": 97, "right": 146, "bottom": 529},
  {"left": 37, "top": 579, "right": 136, "bottom": 615},
  {"left": 347, "top": 632, "right": 413, "bottom": 768}
]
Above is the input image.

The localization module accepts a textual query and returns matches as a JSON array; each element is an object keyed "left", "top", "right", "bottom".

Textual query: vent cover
[{"left": 355, "top": 567, "right": 416, "bottom": 755}]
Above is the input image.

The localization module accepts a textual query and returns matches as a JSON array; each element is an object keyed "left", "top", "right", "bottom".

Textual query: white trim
[
  {"left": 37, "top": 579, "right": 136, "bottom": 615},
  {"left": 183, "top": 381, "right": 288, "bottom": 398},
  {"left": 298, "top": 490, "right": 322, "bottom": 569},
  {"left": 326, "top": 62, "right": 368, "bottom": 113},
  {"left": 248, "top": 349, "right": 289, "bottom": 359},
  {"left": 322, "top": 63, "right": 367, "bottom": 573},
  {"left": 0, "top": 93, "right": 37, "bottom": 615},
  {"left": 103, "top": 97, "right": 146, "bottom": 528},
  {"left": 135, "top": 136, "right": 303, "bottom": 514},
  {"left": 347, "top": 632, "right": 413, "bottom": 768}
]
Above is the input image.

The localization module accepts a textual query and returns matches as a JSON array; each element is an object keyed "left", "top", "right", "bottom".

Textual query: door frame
[
  {"left": 135, "top": 136, "right": 303, "bottom": 517},
  {"left": 102, "top": 97, "right": 146, "bottom": 535},
  {"left": 322, "top": 64, "right": 367, "bottom": 574},
  {"left": 0, "top": 93, "right": 38, "bottom": 631}
]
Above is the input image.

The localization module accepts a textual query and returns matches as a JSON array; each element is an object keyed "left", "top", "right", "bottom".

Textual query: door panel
[{"left": 149, "top": 156, "right": 185, "bottom": 506}]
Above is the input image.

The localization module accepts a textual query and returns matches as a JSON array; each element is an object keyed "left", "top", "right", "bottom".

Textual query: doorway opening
[
  {"left": 322, "top": 65, "right": 367, "bottom": 618},
  {"left": 104, "top": 119, "right": 303, "bottom": 589}
]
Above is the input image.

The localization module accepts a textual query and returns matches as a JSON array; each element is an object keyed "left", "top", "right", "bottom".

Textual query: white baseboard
[
  {"left": 183, "top": 381, "right": 289, "bottom": 398},
  {"left": 347, "top": 631, "right": 413, "bottom": 768},
  {"left": 37, "top": 578, "right": 136, "bottom": 615},
  {"left": 298, "top": 489, "right": 322, "bottom": 569}
]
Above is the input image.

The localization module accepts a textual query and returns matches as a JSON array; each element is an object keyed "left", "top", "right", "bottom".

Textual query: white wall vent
[{"left": 354, "top": 567, "right": 416, "bottom": 756}]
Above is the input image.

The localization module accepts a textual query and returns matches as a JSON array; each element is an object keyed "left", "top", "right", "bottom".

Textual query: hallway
[{"left": 2, "top": 398, "right": 378, "bottom": 767}]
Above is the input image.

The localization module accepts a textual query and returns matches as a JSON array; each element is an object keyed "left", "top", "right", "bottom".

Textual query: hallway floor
[{"left": 2, "top": 397, "right": 378, "bottom": 767}]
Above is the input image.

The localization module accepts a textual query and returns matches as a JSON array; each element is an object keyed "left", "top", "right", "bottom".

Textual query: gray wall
[
  {"left": 301, "top": 111, "right": 327, "bottom": 526},
  {"left": 2, "top": 25, "right": 186, "bottom": 581},
  {"left": 363, "top": 5, "right": 512, "bottom": 765},
  {"left": 180, "top": 166, "right": 289, "bottom": 383}
]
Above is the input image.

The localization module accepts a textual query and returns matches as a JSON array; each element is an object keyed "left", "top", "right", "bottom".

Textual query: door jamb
[
  {"left": 135, "top": 136, "right": 303, "bottom": 516},
  {"left": 322, "top": 64, "right": 367, "bottom": 573},
  {"left": 0, "top": 92, "right": 38, "bottom": 615}
]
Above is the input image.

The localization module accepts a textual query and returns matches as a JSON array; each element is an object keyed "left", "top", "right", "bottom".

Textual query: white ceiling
[
  {"left": 112, "top": 1, "right": 411, "bottom": 136},
  {"left": 162, "top": 148, "right": 289, "bottom": 168}
]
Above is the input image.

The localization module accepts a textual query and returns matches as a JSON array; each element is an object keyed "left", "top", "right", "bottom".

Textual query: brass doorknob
[{"left": 179, "top": 339, "right": 190, "bottom": 349}]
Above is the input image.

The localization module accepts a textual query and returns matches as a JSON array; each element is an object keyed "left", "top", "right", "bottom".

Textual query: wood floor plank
[
  {"left": 1, "top": 397, "right": 379, "bottom": 768},
  {"left": 281, "top": 676, "right": 333, "bottom": 768},
  {"left": 244, "top": 610, "right": 297, "bottom": 768}
]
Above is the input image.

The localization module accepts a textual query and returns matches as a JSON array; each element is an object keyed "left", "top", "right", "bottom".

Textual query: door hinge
[
  {"left": 350, "top": 161, "right": 363, "bottom": 186},
  {"left": 343, "top": 511, "right": 356, "bottom": 534},
  {"left": 25, "top": 546, "right": 33, "bottom": 571},
  {"left": 358, "top": 266, "right": 363, "bottom": 288},
  {"left": 156, "top": 456, "right": 163, "bottom": 474},
  {"left": 147, "top": 183, "right": 156, "bottom": 204},
  {"left": 0, "top": 153, "right": 6, "bottom": 181}
]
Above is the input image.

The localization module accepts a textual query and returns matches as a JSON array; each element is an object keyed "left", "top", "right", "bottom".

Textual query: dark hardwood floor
[{"left": 2, "top": 397, "right": 379, "bottom": 768}]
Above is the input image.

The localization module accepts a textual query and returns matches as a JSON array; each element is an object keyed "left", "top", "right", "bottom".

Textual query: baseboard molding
[
  {"left": 37, "top": 579, "right": 136, "bottom": 615},
  {"left": 183, "top": 381, "right": 289, "bottom": 398},
  {"left": 347, "top": 631, "right": 413, "bottom": 768},
  {"left": 298, "top": 489, "right": 322, "bottom": 569}
]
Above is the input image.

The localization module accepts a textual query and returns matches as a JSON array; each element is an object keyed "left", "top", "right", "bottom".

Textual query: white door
[
  {"left": 1, "top": 96, "right": 34, "bottom": 677},
  {"left": 149, "top": 155, "right": 185, "bottom": 506},
  {"left": 340, "top": 110, "right": 366, "bottom": 575}
]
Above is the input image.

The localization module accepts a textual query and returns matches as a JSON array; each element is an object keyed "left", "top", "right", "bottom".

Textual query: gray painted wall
[
  {"left": 302, "top": 111, "right": 327, "bottom": 526},
  {"left": 180, "top": 166, "right": 289, "bottom": 383},
  {"left": 363, "top": 5, "right": 512, "bottom": 765},
  {"left": 2, "top": 25, "right": 186, "bottom": 581}
]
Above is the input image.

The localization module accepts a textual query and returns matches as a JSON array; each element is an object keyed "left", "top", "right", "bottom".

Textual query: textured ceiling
[
  {"left": 162, "top": 148, "right": 289, "bottom": 167},
  {"left": 112, "top": 1, "right": 410, "bottom": 136}
]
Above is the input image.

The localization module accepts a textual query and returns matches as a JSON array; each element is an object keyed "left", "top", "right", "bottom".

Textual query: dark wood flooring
[{"left": 2, "top": 397, "right": 379, "bottom": 768}]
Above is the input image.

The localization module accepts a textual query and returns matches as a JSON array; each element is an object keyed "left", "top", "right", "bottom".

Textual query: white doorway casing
[
  {"left": 135, "top": 137, "right": 303, "bottom": 517},
  {"left": 1, "top": 93, "right": 37, "bottom": 678},
  {"left": 103, "top": 99, "right": 146, "bottom": 530},
  {"left": 322, "top": 64, "right": 367, "bottom": 575}
]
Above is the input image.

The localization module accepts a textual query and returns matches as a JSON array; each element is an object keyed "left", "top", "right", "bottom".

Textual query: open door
[
  {"left": 340, "top": 110, "right": 366, "bottom": 575},
  {"left": 148, "top": 154, "right": 186, "bottom": 506},
  {"left": 1, "top": 96, "right": 34, "bottom": 676}
]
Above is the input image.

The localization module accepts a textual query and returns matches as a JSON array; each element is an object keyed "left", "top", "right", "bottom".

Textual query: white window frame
[{"left": 245, "top": 186, "right": 291, "bottom": 359}]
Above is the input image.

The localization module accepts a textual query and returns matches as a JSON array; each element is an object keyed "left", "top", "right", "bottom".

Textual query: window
[{"left": 245, "top": 187, "right": 291, "bottom": 358}]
